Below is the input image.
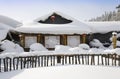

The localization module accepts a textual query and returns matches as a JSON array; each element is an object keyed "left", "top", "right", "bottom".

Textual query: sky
[{"left": 0, "top": 0, "right": 119, "bottom": 21}]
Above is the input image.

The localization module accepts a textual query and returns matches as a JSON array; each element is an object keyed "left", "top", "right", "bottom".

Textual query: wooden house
[
  {"left": 3, "top": 12, "right": 120, "bottom": 51},
  {"left": 15, "top": 12, "right": 92, "bottom": 51}
]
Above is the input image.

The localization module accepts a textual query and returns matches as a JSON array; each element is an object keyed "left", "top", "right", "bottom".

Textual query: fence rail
[{"left": 0, "top": 53, "right": 120, "bottom": 72}]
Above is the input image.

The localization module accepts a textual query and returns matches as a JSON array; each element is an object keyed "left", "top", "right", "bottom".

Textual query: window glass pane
[
  {"left": 25, "top": 36, "right": 37, "bottom": 48},
  {"left": 67, "top": 36, "right": 80, "bottom": 47},
  {"left": 45, "top": 36, "right": 60, "bottom": 48}
]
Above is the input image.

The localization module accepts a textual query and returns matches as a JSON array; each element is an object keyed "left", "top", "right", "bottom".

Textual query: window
[
  {"left": 45, "top": 36, "right": 60, "bottom": 48},
  {"left": 67, "top": 36, "right": 80, "bottom": 47},
  {"left": 25, "top": 36, "right": 37, "bottom": 48}
]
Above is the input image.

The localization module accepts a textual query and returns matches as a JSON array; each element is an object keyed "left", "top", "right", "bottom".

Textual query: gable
[{"left": 38, "top": 13, "right": 72, "bottom": 24}]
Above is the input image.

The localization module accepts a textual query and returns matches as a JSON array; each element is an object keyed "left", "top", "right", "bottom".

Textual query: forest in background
[{"left": 89, "top": 5, "right": 120, "bottom": 21}]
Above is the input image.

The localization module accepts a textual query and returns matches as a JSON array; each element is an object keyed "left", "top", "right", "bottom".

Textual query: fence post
[
  {"left": 46, "top": 56, "right": 49, "bottom": 66},
  {"left": 78, "top": 55, "right": 81, "bottom": 64},
  {"left": 97, "top": 54, "right": 99, "bottom": 65},
  {"left": 119, "top": 55, "right": 120, "bottom": 66},
  {"left": 105, "top": 54, "right": 107, "bottom": 66},
  {"left": 69, "top": 55, "right": 71, "bottom": 64},
  {"left": 107, "top": 54, "right": 110, "bottom": 66},
  {"left": 114, "top": 53, "right": 117, "bottom": 66},
  {"left": 20, "top": 57, "right": 23, "bottom": 69},
  {"left": 75, "top": 55, "right": 77, "bottom": 64},
  {"left": 65, "top": 55, "right": 67, "bottom": 64},
  {"left": 82, "top": 54, "right": 84, "bottom": 64},
  {"left": 53, "top": 55, "right": 55, "bottom": 66},
  {"left": 0, "top": 58, "right": 1, "bottom": 72},
  {"left": 3, "top": 58, "right": 6, "bottom": 72},
  {"left": 87, "top": 54, "right": 89, "bottom": 65},
  {"left": 72, "top": 55, "right": 74, "bottom": 64},
  {"left": 44, "top": 56, "right": 46, "bottom": 66},
  {"left": 50, "top": 56, "right": 53, "bottom": 66},
  {"left": 101, "top": 54, "right": 104, "bottom": 65},
  {"left": 62, "top": 56, "right": 64, "bottom": 65},
  {"left": 9, "top": 58, "right": 12, "bottom": 71}
]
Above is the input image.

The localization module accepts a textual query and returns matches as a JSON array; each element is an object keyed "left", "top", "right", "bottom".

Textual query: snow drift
[{"left": 0, "top": 40, "right": 24, "bottom": 53}]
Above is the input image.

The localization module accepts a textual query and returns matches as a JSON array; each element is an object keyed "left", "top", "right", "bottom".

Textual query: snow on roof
[
  {"left": 16, "top": 12, "right": 92, "bottom": 34},
  {"left": 0, "top": 65, "right": 120, "bottom": 79},
  {"left": 86, "top": 21, "right": 120, "bottom": 33},
  {"left": 0, "top": 23, "right": 14, "bottom": 30},
  {"left": 0, "top": 23, "right": 16, "bottom": 40},
  {"left": 0, "top": 29, "right": 8, "bottom": 41},
  {"left": 15, "top": 12, "right": 120, "bottom": 34},
  {"left": 17, "top": 21, "right": 120, "bottom": 34},
  {"left": 34, "top": 11, "right": 79, "bottom": 23},
  {"left": 16, "top": 22, "right": 92, "bottom": 34},
  {"left": 0, "top": 15, "right": 22, "bottom": 28}
]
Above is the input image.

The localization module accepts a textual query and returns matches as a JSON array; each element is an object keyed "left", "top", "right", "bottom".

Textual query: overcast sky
[{"left": 0, "top": 0, "right": 119, "bottom": 21}]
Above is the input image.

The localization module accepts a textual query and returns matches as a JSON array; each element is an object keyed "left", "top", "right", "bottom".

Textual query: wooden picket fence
[{"left": 0, "top": 53, "right": 120, "bottom": 72}]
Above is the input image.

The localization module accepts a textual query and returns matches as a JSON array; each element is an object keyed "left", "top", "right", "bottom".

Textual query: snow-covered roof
[
  {"left": 0, "top": 15, "right": 22, "bottom": 40},
  {"left": 86, "top": 21, "right": 120, "bottom": 33},
  {"left": 0, "top": 15, "right": 22, "bottom": 27},
  {"left": 0, "top": 23, "right": 16, "bottom": 41},
  {"left": 0, "top": 29, "right": 8, "bottom": 41},
  {"left": 0, "top": 23, "right": 14, "bottom": 30},
  {"left": 15, "top": 12, "right": 120, "bottom": 34},
  {"left": 16, "top": 12, "right": 92, "bottom": 34},
  {"left": 16, "top": 23, "right": 92, "bottom": 34}
]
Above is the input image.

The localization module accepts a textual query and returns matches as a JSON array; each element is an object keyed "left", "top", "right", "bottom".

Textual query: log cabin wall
[{"left": 19, "top": 33, "right": 88, "bottom": 51}]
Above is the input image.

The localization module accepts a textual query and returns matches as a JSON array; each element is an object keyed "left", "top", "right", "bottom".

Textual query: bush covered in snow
[
  {"left": 89, "top": 39, "right": 105, "bottom": 48},
  {"left": 30, "top": 43, "right": 48, "bottom": 52},
  {"left": 0, "top": 40, "right": 24, "bottom": 53},
  {"left": 79, "top": 44, "right": 90, "bottom": 50}
]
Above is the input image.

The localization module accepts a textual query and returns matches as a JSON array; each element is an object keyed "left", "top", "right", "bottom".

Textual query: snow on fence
[{"left": 0, "top": 53, "right": 120, "bottom": 72}]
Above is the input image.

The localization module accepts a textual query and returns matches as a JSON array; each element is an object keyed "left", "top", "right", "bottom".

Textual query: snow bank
[
  {"left": 30, "top": 43, "right": 48, "bottom": 52},
  {"left": 69, "top": 47, "right": 82, "bottom": 52},
  {"left": 0, "top": 65, "right": 120, "bottom": 79},
  {"left": 88, "top": 48, "right": 104, "bottom": 54},
  {"left": 0, "top": 40, "right": 24, "bottom": 53},
  {"left": 1, "top": 48, "right": 120, "bottom": 58},
  {"left": 55, "top": 44, "right": 89, "bottom": 54},
  {"left": 104, "top": 48, "right": 120, "bottom": 54},
  {"left": 69, "top": 47, "right": 88, "bottom": 54}
]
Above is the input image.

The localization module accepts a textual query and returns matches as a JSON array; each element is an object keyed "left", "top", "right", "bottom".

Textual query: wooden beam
[
  {"left": 112, "top": 34, "right": 117, "bottom": 49},
  {"left": 37, "top": 34, "right": 41, "bottom": 43},
  {"left": 82, "top": 34, "right": 86, "bottom": 43},
  {"left": 63, "top": 35, "right": 67, "bottom": 45},
  {"left": 40, "top": 34, "right": 45, "bottom": 46},
  {"left": 60, "top": 35, "right": 67, "bottom": 45},
  {"left": 19, "top": 34, "right": 25, "bottom": 47}
]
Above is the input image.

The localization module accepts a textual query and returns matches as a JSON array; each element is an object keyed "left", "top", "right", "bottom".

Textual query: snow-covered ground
[{"left": 0, "top": 65, "right": 120, "bottom": 79}]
